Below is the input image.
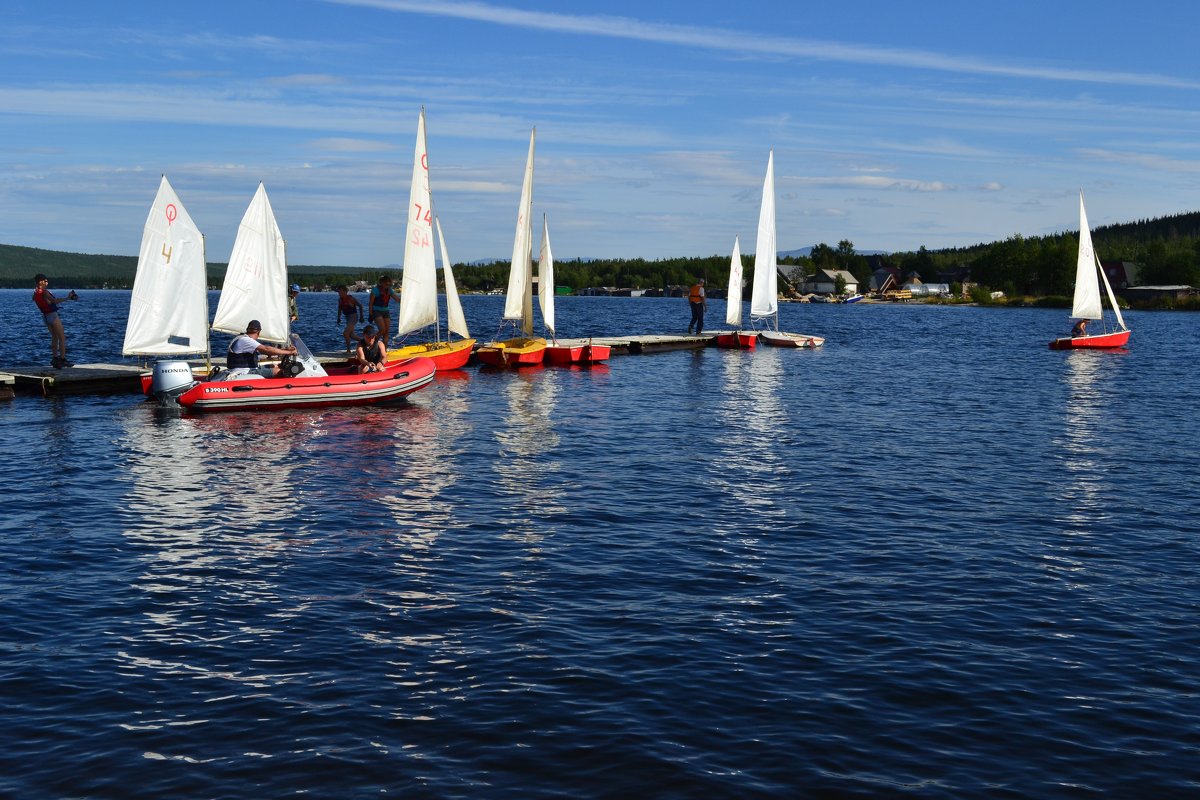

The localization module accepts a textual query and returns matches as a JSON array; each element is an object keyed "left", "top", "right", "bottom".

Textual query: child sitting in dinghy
[{"left": 356, "top": 325, "right": 387, "bottom": 373}]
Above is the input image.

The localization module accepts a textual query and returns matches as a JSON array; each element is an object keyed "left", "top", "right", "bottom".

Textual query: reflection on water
[
  {"left": 711, "top": 348, "right": 792, "bottom": 520},
  {"left": 494, "top": 368, "right": 562, "bottom": 543},
  {"left": 380, "top": 375, "right": 473, "bottom": 551},
  {"left": 1044, "top": 350, "right": 1118, "bottom": 584},
  {"left": 1058, "top": 350, "right": 1107, "bottom": 515}
]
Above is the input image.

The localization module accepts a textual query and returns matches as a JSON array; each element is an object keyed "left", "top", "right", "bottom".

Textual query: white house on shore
[{"left": 802, "top": 269, "right": 860, "bottom": 297}]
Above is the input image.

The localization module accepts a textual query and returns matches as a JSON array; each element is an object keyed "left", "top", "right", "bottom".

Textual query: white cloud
[{"left": 327, "top": 0, "right": 1200, "bottom": 90}]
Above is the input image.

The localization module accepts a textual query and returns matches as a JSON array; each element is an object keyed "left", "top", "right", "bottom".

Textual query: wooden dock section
[
  {"left": 2, "top": 334, "right": 716, "bottom": 397},
  {"left": 1, "top": 364, "right": 146, "bottom": 396},
  {"left": 536, "top": 334, "right": 712, "bottom": 356}
]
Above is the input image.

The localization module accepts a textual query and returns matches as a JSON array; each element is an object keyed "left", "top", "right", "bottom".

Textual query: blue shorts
[{"left": 43, "top": 311, "right": 60, "bottom": 327}]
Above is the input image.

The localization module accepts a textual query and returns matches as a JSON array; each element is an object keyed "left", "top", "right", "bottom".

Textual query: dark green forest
[{"left": 4, "top": 209, "right": 1200, "bottom": 298}]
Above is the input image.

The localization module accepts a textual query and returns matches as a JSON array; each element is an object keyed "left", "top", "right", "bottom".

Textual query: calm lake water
[{"left": 1, "top": 290, "right": 1198, "bottom": 798}]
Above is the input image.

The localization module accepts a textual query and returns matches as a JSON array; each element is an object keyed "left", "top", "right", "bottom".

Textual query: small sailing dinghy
[
  {"left": 1049, "top": 192, "right": 1131, "bottom": 350},
  {"left": 387, "top": 108, "right": 476, "bottom": 370},
  {"left": 153, "top": 183, "right": 433, "bottom": 411},
  {"left": 716, "top": 236, "right": 757, "bottom": 349},
  {"left": 538, "top": 215, "right": 611, "bottom": 365},
  {"left": 751, "top": 151, "right": 826, "bottom": 348},
  {"left": 477, "top": 128, "right": 547, "bottom": 367},
  {"left": 125, "top": 176, "right": 215, "bottom": 399}
]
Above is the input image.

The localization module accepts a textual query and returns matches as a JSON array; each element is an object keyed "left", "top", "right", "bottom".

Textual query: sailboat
[
  {"left": 476, "top": 128, "right": 547, "bottom": 367},
  {"left": 752, "top": 151, "right": 826, "bottom": 348},
  {"left": 387, "top": 108, "right": 476, "bottom": 370},
  {"left": 167, "top": 183, "right": 434, "bottom": 410},
  {"left": 716, "top": 236, "right": 757, "bottom": 348},
  {"left": 125, "top": 176, "right": 214, "bottom": 397},
  {"left": 1049, "top": 192, "right": 1131, "bottom": 350},
  {"left": 539, "top": 216, "right": 612, "bottom": 365}
]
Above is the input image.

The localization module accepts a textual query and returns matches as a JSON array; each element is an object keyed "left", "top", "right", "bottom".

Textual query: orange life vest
[{"left": 689, "top": 284, "right": 705, "bottom": 303}]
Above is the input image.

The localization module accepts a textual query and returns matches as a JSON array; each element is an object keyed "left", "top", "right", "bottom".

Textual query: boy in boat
[
  {"left": 1071, "top": 319, "right": 1087, "bottom": 337},
  {"left": 32, "top": 273, "right": 78, "bottom": 368},
  {"left": 335, "top": 286, "right": 365, "bottom": 353},
  {"left": 687, "top": 278, "right": 707, "bottom": 335},
  {"left": 356, "top": 325, "right": 387, "bottom": 373},
  {"left": 226, "top": 319, "right": 297, "bottom": 377}
]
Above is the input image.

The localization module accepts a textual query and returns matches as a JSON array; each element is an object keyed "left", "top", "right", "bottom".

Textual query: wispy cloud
[
  {"left": 327, "top": 0, "right": 1200, "bottom": 90},
  {"left": 1078, "top": 148, "right": 1200, "bottom": 174},
  {"left": 793, "top": 176, "right": 953, "bottom": 192}
]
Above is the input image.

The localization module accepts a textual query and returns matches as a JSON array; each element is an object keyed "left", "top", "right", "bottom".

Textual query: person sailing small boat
[{"left": 1071, "top": 319, "right": 1087, "bottom": 337}]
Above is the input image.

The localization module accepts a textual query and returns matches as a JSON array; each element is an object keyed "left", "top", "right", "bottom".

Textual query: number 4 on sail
[{"left": 1049, "top": 192, "right": 1131, "bottom": 350}]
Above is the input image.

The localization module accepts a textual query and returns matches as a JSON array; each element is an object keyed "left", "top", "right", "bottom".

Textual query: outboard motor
[{"left": 150, "top": 360, "right": 198, "bottom": 404}]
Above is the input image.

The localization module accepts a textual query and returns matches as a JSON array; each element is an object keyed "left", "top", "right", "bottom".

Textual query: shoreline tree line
[{"left": 3, "top": 209, "right": 1199, "bottom": 305}]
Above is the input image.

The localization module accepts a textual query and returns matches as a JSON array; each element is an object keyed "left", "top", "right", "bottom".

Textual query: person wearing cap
[
  {"left": 288, "top": 284, "right": 301, "bottom": 322},
  {"left": 368, "top": 275, "right": 402, "bottom": 345},
  {"left": 355, "top": 324, "right": 388, "bottom": 373},
  {"left": 226, "top": 319, "right": 298, "bottom": 377},
  {"left": 687, "top": 277, "right": 707, "bottom": 335},
  {"left": 32, "top": 273, "right": 78, "bottom": 368}
]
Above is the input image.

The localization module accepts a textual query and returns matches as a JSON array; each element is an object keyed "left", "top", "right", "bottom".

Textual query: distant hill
[{"left": 0, "top": 243, "right": 374, "bottom": 288}]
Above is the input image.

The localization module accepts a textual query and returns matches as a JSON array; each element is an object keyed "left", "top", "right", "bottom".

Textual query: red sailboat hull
[
  {"left": 475, "top": 337, "right": 547, "bottom": 367},
  {"left": 1048, "top": 330, "right": 1131, "bottom": 350},
  {"left": 545, "top": 343, "right": 612, "bottom": 365},
  {"left": 387, "top": 338, "right": 476, "bottom": 370},
  {"left": 716, "top": 332, "right": 758, "bottom": 349}
]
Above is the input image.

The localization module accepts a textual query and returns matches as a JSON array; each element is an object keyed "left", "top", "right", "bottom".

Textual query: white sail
[
  {"left": 1071, "top": 192, "right": 1104, "bottom": 321},
  {"left": 538, "top": 214, "right": 555, "bottom": 335},
  {"left": 211, "top": 183, "right": 289, "bottom": 344},
  {"left": 123, "top": 175, "right": 209, "bottom": 356},
  {"left": 503, "top": 128, "right": 536, "bottom": 333},
  {"left": 437, "top": 217, "right": 470, "bottom": 339},
  {"left": 1099, "top": 251, "right": 1127, "bottom": 330},
  {"left": 726, "top": 236, "right": 743, "bottom": 327},
  {"left": 395, "top": 108, "right": 439, "bottom": 337},
  {"left": 750, "top": 150, "right": 779, "bottom": 321}
]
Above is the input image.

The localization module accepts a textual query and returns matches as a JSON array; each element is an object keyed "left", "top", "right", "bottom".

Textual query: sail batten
[
  {"left": 750, "top": 150, "right": 778, "bottom": 324},
  {"left": 123, "top": 175, "right": 210, "bottom": 356},
  {"left": 726, "top": 236, "right": 743, "bottom": 328},
  {"left": 211, "top": 183, "right": 289, "bottom": 344},
  {"left": 395, "top": 108, "right": 440, "bottom": 337}
]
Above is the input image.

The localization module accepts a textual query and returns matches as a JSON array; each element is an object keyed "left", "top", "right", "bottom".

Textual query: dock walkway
[{"left": 1, "top": 334, "right": 715, "bottom": 398}]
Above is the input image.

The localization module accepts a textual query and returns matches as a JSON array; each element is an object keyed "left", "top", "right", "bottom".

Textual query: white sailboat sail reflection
[
  {"left": 114, "top": 411, "right": 306, "bottom": 697},
  {"left": 1057, "top": 349, "right": 1107, "bottom": 517},
  {"left": 494, "top": 370, "right": 563, "bottom": 542}
]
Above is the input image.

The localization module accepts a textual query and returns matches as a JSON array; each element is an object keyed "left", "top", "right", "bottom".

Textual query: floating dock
[{"left": 0, "top": 334, "right": 716, "bottom": 397}]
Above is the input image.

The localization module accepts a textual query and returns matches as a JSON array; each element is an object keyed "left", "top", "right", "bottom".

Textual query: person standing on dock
[
  {"left": 687, "top": 278, "right": 707, "bottom": 335},
  {"left": 288, "top": 284, "right": 301, "bottom": 322},
  {"left": 335, "top": 285, "right": 365, "bottom": 353},
  {"left": 369, "top": 275, "right": 402, "bottom": 344},
  {"left": 32, "top": 273, "right": 78, "bottom": 368}
]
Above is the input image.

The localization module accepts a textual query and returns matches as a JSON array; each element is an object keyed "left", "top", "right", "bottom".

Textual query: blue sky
[{"left": 3, "top": 0, "right": 1198, "bottom": 266}]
